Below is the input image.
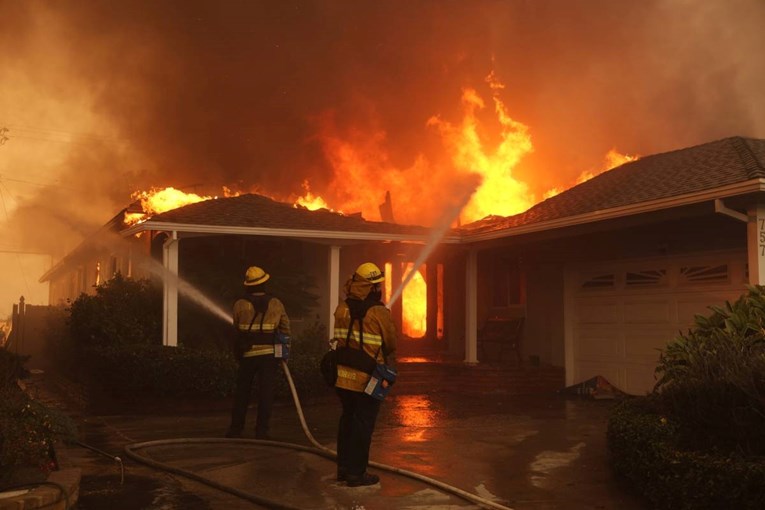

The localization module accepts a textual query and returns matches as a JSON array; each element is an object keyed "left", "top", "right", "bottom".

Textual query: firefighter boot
[{"left": 346, "top": 472, "right": 379, "bottom": 487}]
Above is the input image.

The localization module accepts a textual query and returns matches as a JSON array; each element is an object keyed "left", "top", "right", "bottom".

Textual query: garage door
[{"left": 566, "top": 252, "right": 747, "bottom": 395}]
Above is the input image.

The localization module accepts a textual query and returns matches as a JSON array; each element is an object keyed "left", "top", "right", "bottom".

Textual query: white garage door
[{"left": 566, "top": 252, "right": 747, "bottom": 395}]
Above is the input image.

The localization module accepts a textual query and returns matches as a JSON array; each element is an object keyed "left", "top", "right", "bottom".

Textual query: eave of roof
[
  {"left": 122, "top": 220, "right": 462, "bottom": 243},
  {"left": 460, "top": 178, "right": 765, "bottom": 243}
]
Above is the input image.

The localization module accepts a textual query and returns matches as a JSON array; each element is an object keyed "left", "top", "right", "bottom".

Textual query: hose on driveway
[{"left": 124, "top": 360, "right": 513, "bottom": 510}]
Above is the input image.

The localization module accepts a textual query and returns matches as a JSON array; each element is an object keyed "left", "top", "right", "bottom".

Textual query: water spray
[
  {"left": 388, "top": 185, "right": 476, "bottom": 308},
  {"left": 85, "top": 228, "right": 235, "bottom": 324},
  {"left": 140, "top": 256, "right": 233, "bottom": 324}
]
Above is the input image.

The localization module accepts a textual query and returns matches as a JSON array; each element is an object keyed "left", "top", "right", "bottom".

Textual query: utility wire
[{"left": 2, "top": 122, "right": 124, "bottom": 145}]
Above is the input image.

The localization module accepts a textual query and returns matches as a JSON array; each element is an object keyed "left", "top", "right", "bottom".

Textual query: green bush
[
  {"left": 0, "top": 348, "right": 30, "bottom": 388},
  {"left": 61, "top": 272, "right": 329, "bottom": 404},
  {"left": 76, "top": 322, "right": 330, "bottom": 404},
  {"left": 68, "top": 273, "right": 162, "bottom": 349},
  {"left": 654, "top": 285, "right": 765, "bottom": 454},
  {"left": 608, "top": 397, "right": 765, "bottom": 509},
  {"left": 0, "top": 351, "right": 77, "bottom": 489},
  {"left": 83, "top": 344, "right": 238, "bottom": 398},
  {"left": 608, "top": 285, "right": 765, "bottom": 508}
]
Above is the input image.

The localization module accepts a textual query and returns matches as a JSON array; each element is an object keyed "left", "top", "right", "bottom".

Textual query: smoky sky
[{"left": 1, "top": 0, "right": 765, "bottom": 257}]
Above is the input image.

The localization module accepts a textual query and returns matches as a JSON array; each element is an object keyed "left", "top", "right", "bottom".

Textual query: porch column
[
  {"left": 465, "top": 248, "right": 478, "bottom": 363},
  {"left": 163, "top": 232, "right": 179, "bottom": 347},
  {"left": 426, "top": 261, "right": 438, "bottom": 340},
  {"left": 390, "top": 255, "right": 404, "bottom": 334},
  {"left": 328, "top": 245, "right": 341, "bottom": 339},
  {"left": 747, "top": 204, "right": 765, "bottom": 285}
]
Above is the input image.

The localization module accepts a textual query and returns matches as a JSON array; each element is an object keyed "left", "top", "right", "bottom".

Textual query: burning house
[{"left": 39, "top": 136, "right": 765, "bottom": 395}]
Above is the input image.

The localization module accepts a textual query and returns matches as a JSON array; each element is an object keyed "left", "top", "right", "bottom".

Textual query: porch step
[{"left": 394, "top": 360, "right": 565, "bottom": 396}]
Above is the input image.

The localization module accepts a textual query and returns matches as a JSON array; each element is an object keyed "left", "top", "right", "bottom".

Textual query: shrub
[
  {"left": 0, "top": 349, "right": 30, "bottom": 388},
  {"left": 608, "top": 397, "right": 765, "bottom": 509},
  {"left": 83, "top": 344, "right": 238, "bottom": 399},
  {"left": 61, "top": 272, "right": 329, "bottom": 405},
  {"left": 609, "top": 285, "right": 765, "bottom": 508},
  {"left": 68, "top": 273, "right": 162, "bottom": 349},
  {"left": 0, "top": 350, "right": 77, "bottom": 489},
  {"left": 654, "top": 285, "right": 765, "bottom": 454}
]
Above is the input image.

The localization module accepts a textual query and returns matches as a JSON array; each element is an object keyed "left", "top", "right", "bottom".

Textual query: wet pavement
[{"left": 34, "top": 371, "right": 650, "bottom": 510}]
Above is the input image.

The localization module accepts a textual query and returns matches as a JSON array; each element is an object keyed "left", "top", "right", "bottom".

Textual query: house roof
[
  {"left": 121, "top": 192, "right": 439, "bottom": 242},
  {"left": 460, "top": 136, "right": 765, "bottom": 240},
  {"left": 41, "top": 136, "right": 765, "bottom": 283}
]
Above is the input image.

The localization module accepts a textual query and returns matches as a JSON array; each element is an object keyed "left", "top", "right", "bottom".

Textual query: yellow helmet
[
  {"left": 244, "top": 266, "right": 270, "bottom": 286},
  {"left": 355, "top": 262, "right": 385, "bottom": 283}
]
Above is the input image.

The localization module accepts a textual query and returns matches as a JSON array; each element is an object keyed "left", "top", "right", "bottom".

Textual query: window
[
  {"left": 679, "top": 265, "right": 728, "bottom": 285},
  {"left": 581, "top": 273, "right": 616, "bottom": 289},
  {"left": 625, "top": 269, "right": 667, "bottom": 287},
  {"left": 492, "top": 257, "right": 523, "bottom": 306}
]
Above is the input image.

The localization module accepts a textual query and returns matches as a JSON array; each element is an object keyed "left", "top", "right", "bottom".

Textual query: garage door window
[
  {"left": 626, "top": 269, "right": 667, "bottom": 287},
  {"left": 581, "top": 273, "right": 615, "bottom": 289},
  {"left": 679, "top": 265, "right": 729, "bottom": 285}
]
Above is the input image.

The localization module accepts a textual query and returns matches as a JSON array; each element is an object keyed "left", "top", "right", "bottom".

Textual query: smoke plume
[{"left": 1, "top": 0, "right": 764, "bottom": 267}]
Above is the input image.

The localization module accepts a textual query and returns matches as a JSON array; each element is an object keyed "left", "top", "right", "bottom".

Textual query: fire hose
[{"left": 124, "top": 360, "right": 514, "bottom": 510}]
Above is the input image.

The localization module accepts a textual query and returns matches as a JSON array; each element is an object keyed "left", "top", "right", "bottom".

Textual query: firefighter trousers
[
  {"left": 336, "top": 387, "right": 382, "bottom": 477},
  {"left": 229, "top": 354, "right": 278, "bottom": 437}
]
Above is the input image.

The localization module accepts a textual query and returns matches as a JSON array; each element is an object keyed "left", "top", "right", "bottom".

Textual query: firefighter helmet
[
  {"left": 244, "top": 266, "right": 270, "bottom": 286},
  {"left": 355, "top": 262, "right": 385, "bottom": 283}
]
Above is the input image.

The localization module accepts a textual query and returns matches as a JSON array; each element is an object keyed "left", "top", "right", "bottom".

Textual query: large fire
[
  {"left": 427, "top": 71, "right": 534, "bottom": 224},
  {"left": 124, "top": 72, "right": 638, "bottom": 340}
]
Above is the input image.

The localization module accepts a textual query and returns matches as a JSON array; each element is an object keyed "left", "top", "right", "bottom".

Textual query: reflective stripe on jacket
[{"left": 233, "top": 294, "right": 290, "bottom": 358}]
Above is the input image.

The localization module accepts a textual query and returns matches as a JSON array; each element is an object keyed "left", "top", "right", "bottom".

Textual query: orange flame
[
  {"left": 124, "top": 187, "right": 214, "bottom": 225},
  {"left": 294, "top": 180, "right": 332, "bottom": 211},
  {"left": 543, "top": 149, "right": 640, "bottom": 199},
  {"left": 575, "top": 149, "right": 639, "bottom": 184},
  {"left": 428, "top": 71, "right": 534, "bottom": 224},
  {"left": 401, "top": 263, "right": 427, "bottom": 338}
]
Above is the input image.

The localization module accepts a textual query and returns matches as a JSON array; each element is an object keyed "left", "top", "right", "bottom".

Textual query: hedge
[{"left": 608, "top": 397, "right": 765, "bottom": 509}]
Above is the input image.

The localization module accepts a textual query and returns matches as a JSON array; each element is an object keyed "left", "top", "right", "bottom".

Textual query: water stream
[{"left": 388, "top": 186, "right": 475, "bottom": 308}]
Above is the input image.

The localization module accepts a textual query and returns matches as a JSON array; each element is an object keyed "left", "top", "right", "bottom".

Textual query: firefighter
[
  {"left": 333, "top": 262, "right": 397, "bottom": 487},
  {"left": 225, "top": 266, "right": 290, "bottom": 440}
]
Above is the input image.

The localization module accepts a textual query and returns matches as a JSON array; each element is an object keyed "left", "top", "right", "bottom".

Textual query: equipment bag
[
  {"left": 274, "top": 330, "right": 290, "bottom": 360},
  {"left": 363, "top": 364, "right": 397, "bottom": 400}
]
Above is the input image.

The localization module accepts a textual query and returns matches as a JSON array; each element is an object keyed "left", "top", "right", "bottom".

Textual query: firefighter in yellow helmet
[
  {"left": 225, "top": 266, "right": 290, "bottom": 440},
  {"left": 332, "top": 262, "right": 397, "bottom": 487}
]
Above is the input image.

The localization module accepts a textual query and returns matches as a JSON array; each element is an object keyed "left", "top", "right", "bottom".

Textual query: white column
[
  {"left": 747, "top": 204, "right": 765, "bottom": 285},
  {"left": 464, "top": 248, "right": 478, "bottom": 364},
  {"left": 328, "top": 245, "right": 341, "bottom": 339},
  {"left": 163, "top": 232, "right": 179, "bottom": 347}
]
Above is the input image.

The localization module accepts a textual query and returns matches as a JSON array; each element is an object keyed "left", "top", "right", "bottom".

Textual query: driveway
[{"left": 32, "top": 369, "right": 648, "bottom": 510}]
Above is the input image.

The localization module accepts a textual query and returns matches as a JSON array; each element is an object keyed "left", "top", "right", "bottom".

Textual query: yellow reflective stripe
[
  {"left": 243, "top": 345, "right": 275, "bottom": 357},
  {"left": 237, "top": 323, "right": 277, "bottom": 332},
  {"left": 337, "top": 367, "right": 361, "bottom": 380}
]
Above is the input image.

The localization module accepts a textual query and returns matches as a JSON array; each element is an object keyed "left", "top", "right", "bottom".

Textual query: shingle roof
[
  {"left": 461, "top": 136, "right": 765, "bottom": 235},
  {"left": 135, "top": 192, "right": 431, "bottom": 238}
]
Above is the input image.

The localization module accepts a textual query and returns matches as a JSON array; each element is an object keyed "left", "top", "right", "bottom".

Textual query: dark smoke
[{"left": 1, "top": 0, "right": 764, "bottom": 257}]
